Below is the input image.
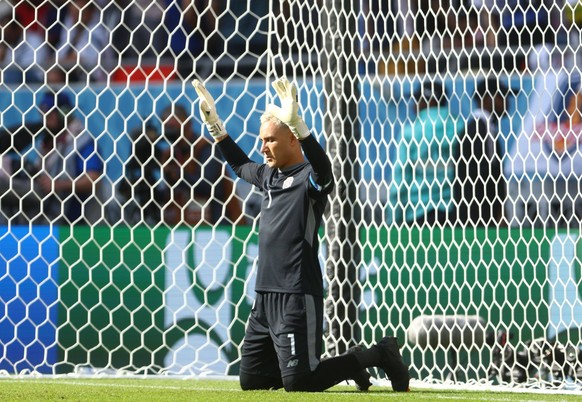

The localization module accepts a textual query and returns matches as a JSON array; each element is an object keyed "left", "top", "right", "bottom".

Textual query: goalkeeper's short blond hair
[{"left": 260, "top": 111, "right": 288, "bottom": 130}]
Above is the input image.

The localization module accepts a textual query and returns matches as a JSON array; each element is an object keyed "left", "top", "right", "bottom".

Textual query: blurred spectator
[
  {"left": 0, "top": 117, "right": 42, "bottom": 156},
  {"left": 99, "top": 0, "right": 129, "bottom": 59},
  {"left": 449, "top": 6, "right": 485, "bottom": 50},
  {"left": 211, "top": 1, "right": 269, "bottom": 57},
  {"left": 0, "top": 153, "right": 12, "bottom": 223},
  {"left": 45, "top": 64, "right": 68, "bottom": 89},
  {"left": 544, "top": 85, "right": 582, "bottom": 227},
  {"left": 163, "top": 0, "right": 217, "bottom": 77},
  {"left": 119, "top": 0, "right": 165, "bottom": 59},
  {"left": 504, "top": 0, "right": 549, "bottom": 47},
  {"left": 54, "top": 0, "right": 113, "bottom": 82},
  {"left": 564, "top": 0, "right": 582, "bottom": 67},
  {"left": 0, "top": 151, "right": 40, "bottom": 225},
  {"left": 159, "top": 104, "right": 243, "bottom": 226},
  {"left": 423, "top": 0, "right": 496, "bottom": 51},
  {"left": 0, "top": 70, "right": 49, "bottom": 223},
  {"left": 524, "top": 79, "right": 582, "bottom": 228},
  {"left": 98, "top": 0, "right": 164, "bottom": 61},
  {"left": 388, "top": 79, "right": 461, "bottom": 226},
  {"left": 451, "top": 0, "right": 499, "bottom": 48},
  {"left": 0, "top": 116, "right": 44, "bottom": 225},
  {"left": 119, "top": 121, "right": 165, "bottom": 225},
  {"left": 14, "top": 0, "right": 51, "bottom": 34},
  {"left": 496, "top": 0, "right": 564, "bottom": 56},
  {"left": 0, "top": 1, "right": 47, "bottom": 83},
  {"left": 418, "top": 0, "right": 452, "bottom": 54},
  {"left": 273, "top": 1, "right": 320, "bottom": 56},
  {"left": 14, "top": 0, "right": 56, "bottom": 51},
  {"left": 447, "top": 0, "right": 556, "bottom": 51},
  {"left": 0, "top": 150, "right": 19, "bottom": 224},
  {"left": 454, "top": 77, "right": 511, "bottom": 227},
  {"left": 396, "top": 0, "right": 564, "bottom": 72},
  {"left": 504, "top": 67, "right": 582, "bottom": 228},
  {"left": 360, "top": 0, "right": 395, "bottom": 53},
  {"left": 23, "top": 92, "right": 103, "bottom": 225}
]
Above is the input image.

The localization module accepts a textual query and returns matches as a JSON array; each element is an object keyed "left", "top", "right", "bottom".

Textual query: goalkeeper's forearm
[
  {"left": 216, "top": 135, "right": 253, "bottom": 177},
  {"left": 300, "top": 135, "right": 333, "bottom": 192}
]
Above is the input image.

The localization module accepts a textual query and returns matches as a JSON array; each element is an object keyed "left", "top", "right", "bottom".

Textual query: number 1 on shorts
[{"left": 287, "top": 333, "right": 296, "bottom": 356}]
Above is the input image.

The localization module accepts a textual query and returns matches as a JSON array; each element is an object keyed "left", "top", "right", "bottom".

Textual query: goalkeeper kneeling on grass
[{"left": 193, "top": 77, "right": 410, "bottom": 392}]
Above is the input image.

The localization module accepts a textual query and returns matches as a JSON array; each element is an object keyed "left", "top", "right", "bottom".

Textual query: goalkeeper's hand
[
  {"left": 266, "top": 77, "right": 310, "bottom": 140},
  {"left": 193, "top": 80, "right": 227, "bottom": 140}
]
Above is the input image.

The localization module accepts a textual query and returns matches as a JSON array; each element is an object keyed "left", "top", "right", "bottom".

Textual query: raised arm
[
  {"left": 193, "top": 80, "right": 265, "bottom": 188},
  {"left": 300, "top": 136, "right": 333, "bottom": 194},
  {"left": 267, "top": 78, "right": 333, "bottom": 194}
]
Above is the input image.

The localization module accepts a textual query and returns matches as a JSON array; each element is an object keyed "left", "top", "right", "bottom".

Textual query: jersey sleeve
[
  {"left": 217, "top": 135, "right": 266, "bottom": 190},
  {"left": 300, "top": 135, "right": 334, "bottom": 196}
]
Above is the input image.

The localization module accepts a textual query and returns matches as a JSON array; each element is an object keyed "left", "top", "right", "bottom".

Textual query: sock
[{"left": 284, "top": 354, "right": 361, "bottom": 392}]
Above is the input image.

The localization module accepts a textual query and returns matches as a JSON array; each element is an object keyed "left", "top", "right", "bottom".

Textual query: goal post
[
  {"left": 1, "top": 0, "right": 582, "bottom": 391},
  {"left": 321, "top": 0, "right": 362, "bottom": 356}
]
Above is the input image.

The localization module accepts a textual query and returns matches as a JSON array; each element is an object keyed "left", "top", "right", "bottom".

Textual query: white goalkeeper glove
[
  {"left": 193, "top": 80, "right": 227, "bottom": 140},
  {"left": 266, "top": 77, "right": 310, "bottom": 140}
]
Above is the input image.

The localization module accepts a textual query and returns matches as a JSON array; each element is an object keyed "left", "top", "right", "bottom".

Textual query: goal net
[{"left": 1, "top": 0, "right": 582, "bottom": 391}]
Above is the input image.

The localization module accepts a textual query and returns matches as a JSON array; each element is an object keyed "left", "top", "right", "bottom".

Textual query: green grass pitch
[{"left": 1, "top": 378, "right": 581, "bottom": 401}]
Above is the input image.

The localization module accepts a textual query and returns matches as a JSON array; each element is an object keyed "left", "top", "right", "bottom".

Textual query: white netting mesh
[{"left": 1, "top": 0, "right": 582, "bottom": 391}]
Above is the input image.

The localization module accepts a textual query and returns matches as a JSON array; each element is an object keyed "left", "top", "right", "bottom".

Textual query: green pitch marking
[{"left": 0, "top": 378, "right": 581, "bottom": 401}]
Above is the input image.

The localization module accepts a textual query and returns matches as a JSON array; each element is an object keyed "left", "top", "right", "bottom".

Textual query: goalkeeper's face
[{"left": 259, "top": 120, "right": 301, "bottom": 169}]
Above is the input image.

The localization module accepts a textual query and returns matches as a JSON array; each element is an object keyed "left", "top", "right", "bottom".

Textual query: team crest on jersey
[{"left": 283, "top": 176, "right": 294, "bottom": 189}]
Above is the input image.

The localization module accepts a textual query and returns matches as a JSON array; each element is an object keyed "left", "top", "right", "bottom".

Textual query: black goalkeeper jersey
[{"left": 218, "top": 135, "right": 333, "bottom": 296}]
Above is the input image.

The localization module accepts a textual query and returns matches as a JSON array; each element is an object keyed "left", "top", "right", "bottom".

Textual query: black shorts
[{"left": 239, "top": 292, "right": 323, "bottom": 379}]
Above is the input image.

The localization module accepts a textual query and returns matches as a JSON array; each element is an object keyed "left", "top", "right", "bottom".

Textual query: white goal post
[{"left": 1, "top": 0, "right": 582, "bottom": 391}]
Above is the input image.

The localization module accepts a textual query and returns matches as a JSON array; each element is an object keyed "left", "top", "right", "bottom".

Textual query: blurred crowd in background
[{"left": 1, "top": 0, "right": 582, "bottom": 228}]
